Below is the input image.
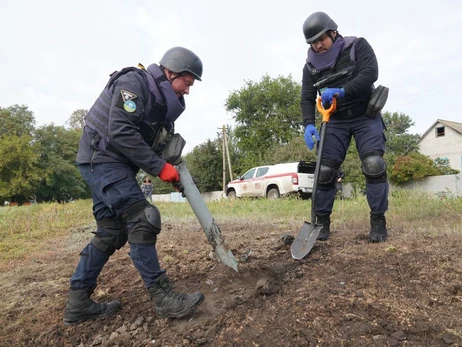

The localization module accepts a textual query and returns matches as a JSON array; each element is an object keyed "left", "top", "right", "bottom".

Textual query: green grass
[{"left": 0, "top": 192, "right": 460, "bottom": 261}]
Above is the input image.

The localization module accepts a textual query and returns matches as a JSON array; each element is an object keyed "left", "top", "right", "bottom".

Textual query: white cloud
[{"left": 1, "top": 0, "right": 461, "bottom": 151}]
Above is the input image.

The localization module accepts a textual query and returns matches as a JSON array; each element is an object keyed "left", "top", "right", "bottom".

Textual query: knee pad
[
  {"left": 362, "top": 151, "right": 387, "bottom": 183},
  {"left": 318, "top": 159, "right": 339, "bottom": 190},
  {"left": 122, "top": 200, "right": 161, "bottom": 245},
  {"left": 91, "top": 218, "right": 127, "bottom": 255}
]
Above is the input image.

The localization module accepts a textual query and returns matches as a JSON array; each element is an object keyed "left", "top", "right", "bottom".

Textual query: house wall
[{"left": 419, "top": 123, "right": 462, "bottom": 171}]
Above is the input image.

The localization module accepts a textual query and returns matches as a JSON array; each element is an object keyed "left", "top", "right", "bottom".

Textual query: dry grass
[
  {"left": 0, "top": 192, "right": 460, "bottom": 262},
  {"left": 0, "top": 200, "right": 93, "bottom": 260},
  {"left": 0, "top": 191, "right": 461, "bottom": 346}
]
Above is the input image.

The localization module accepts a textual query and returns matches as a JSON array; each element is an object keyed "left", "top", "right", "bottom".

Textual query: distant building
[{"left": 418, "top": 119, "right": 462, "bottom": 171}]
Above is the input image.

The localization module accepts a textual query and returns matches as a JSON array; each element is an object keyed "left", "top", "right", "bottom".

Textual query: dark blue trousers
[
  {"left": 316, "top": 114, "right": 389, "bottom": 215},
  {"left": 70, "top": 162, "right": 165, "bottom": 290}
]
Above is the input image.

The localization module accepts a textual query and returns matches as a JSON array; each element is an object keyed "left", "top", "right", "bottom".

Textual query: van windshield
[{"left": 242, "top": 168, "right": 256, "bottom": 180}]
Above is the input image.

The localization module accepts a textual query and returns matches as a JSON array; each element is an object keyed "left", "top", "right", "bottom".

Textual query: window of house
[{"left": 436, "top": 126, "right": 445, "bottom": 137}]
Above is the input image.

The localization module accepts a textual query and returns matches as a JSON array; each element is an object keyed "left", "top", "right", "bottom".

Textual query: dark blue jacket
[
  {"left": 301, "top": 36, "right": 379, "bottom": 126},
  {"left": 76, "top": 65, "right": 183, "bottom": 176}
]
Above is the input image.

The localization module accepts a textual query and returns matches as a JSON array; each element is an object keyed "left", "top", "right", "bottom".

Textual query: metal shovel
[
  {"left": 176, "top": 162, "right": 239, "bottom": 272},
  {"left": 291, "top": 96, "right": 337, "bottom": 260}
]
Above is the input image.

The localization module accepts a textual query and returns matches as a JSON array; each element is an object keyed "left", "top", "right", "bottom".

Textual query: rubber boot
[
  {"left": 63, "top": 286, "right": 121, "bottom": 325},
  {"left": 316, "top": 214, "right": 331, "bottom": 241},
  {"left": 148, "top": 274, "right": 204, "bottom": 319},
  {"left": 369, "top": 213, "right": 387, "bottom": 242}
]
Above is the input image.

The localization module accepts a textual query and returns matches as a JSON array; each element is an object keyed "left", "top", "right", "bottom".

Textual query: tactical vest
[
  {"left": 307, "top": 36, "right": 373, "bottom": 118},
  {"left": 84, "top": 64, "right": 185, "bottom": 162}
]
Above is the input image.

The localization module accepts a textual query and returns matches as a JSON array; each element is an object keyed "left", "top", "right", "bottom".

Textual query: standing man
[
  {"left": 64, "top": 47, "right": 205, "bottom": 325},
  {"left": 335, "top": 168, "right": 345, "bottom": 200},
  {"left": 142, "top": 177, "right": 153, "bottom": 202},
  {"left": 301, "top": 12, "right": 389, "bottom": 242}
]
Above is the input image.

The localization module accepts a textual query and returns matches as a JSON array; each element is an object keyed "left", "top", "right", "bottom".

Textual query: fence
[
  {"left": 152, "top": 191, "right": 225, "bottom": 203},
  {"left": 396, "top": 173, "right": 461, "bottom": 198},
  {"left": 151, "top": 174, "right": 462, "bottom": 203}
]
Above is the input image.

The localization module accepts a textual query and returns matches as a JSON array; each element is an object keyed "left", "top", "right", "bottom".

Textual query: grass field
[
  {"left": 1, "top": 191, "right": 462, "bottom": 345},
  {"left": 1, "top": 191, "right": 460, "bottom": 261}
]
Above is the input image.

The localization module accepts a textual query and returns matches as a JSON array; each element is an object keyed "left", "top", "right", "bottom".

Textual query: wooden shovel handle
[{"left": 316, "top": 96, "right": 337, "bottom": 122}]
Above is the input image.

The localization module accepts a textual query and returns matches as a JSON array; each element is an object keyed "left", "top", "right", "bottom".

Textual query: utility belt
[
  {"left": 332, "top": 102, "right": 368, "bottom": 119},
  {"left": 331, "top": 85, "right": 389, "bottom": 119}
]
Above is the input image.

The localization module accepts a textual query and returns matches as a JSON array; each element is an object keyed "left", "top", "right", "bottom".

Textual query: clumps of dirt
[{"left": 2, "top": 218, "right": 462, "bottom": 346}]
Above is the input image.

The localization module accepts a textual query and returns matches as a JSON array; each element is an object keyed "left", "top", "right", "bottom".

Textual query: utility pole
[
  {"left": 223, "top": 127, "right": 233, "bottom": 181},
  {"left": 219, "top": 125, "right": 234, "bottom": 194},
  {"left": 221, "top": 125, "right": 226, "bottom": 194}
]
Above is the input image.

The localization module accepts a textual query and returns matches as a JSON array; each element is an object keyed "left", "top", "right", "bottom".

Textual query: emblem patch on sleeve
[
  {"left": 120, "top": 90, "right": 137, "bottom": 102},
  {"left": 123, "top": 100, "right": 136, "bottom": 113}
]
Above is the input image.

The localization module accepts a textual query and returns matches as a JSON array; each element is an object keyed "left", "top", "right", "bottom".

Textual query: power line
[{"left": 390, "top": 73, "right": 462, "bottom": 100}]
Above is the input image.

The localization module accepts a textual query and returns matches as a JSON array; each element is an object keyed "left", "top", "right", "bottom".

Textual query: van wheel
[
  {"left": 267, "top": 188, "right": 280, "bottom": 199},
  {"left": 227, "top": 191, "right": 237, "bottom": 199}
]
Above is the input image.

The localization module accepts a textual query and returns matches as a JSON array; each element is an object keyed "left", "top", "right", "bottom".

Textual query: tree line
[{"left": 0, "top": 75, "right": 457, "bottom": 204}]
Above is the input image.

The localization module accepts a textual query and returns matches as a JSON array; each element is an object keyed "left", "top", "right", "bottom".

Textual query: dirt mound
[{"left": 1, "top": 219, "right": 462, "bottom": 346}]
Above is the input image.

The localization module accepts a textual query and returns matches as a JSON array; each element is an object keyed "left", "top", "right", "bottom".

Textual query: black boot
[
  {"left": 369, "top": 213, "right": 387, "bottom": 242},
  {"left": 316, "top": 214, "right": 331, "bottom": 241},
  {"left": 148, "top": 274, "right": 204, "bottom": 319},
  {"left": 63, "top": 286, "right": 121, "bottom": 325}
]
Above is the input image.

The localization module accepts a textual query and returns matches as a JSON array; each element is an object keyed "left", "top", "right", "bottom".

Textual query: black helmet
[
  {"left": 160, "top": 47, "right": 203, "bottom": 81},
  {"left": 303, "top": 11, "right": 338, "bottom": 44}
]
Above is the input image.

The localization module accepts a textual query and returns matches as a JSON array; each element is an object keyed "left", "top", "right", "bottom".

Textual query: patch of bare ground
[{"left": 1, "top": 216, "right": 462, "bottom": 346}]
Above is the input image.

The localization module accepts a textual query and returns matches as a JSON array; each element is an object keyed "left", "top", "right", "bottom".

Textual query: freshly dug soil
[{"left": 1, "top": 217, "right": 462, "bottom": 346}]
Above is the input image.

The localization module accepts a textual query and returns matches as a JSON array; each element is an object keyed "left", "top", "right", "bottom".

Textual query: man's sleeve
[
  {"left": 108, "top": 71, "right": 167, "bottom": 176},
  {"left": 301, "top": 64, "right": 318, "bottom": 127},
  {"left": 343, "top": 37, "right": 379, "bottom": 95}
]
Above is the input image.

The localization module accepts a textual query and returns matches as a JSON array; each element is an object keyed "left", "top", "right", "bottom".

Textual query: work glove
[
  {"left": 321, "top": 88, "right": 345, "bottom": 107},
  {"left": 304, "top": 124, "right": 320, "bottom": 151},
  {"left": 158, "top": 163, "right": 180, "bottom": 183}
]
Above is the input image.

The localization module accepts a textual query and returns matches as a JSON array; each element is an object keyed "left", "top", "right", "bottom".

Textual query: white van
[{"left": 225, "top": 161, "right": 315, "bottom": 199}]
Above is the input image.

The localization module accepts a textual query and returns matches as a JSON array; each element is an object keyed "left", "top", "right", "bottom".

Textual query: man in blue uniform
[
  {"left": 64, "top": 47, "right": 205, "bottom": 325},
  {"left": 301, "top": 12, "right": 389, "bottom": 243}
]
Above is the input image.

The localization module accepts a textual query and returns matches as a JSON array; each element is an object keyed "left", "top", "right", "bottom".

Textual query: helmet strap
[
  {"left": 327, "top": 32, "right": 335, "bottom": 42},
  {"left": 161, "top": 66, "right": 180, "bottom": 84},
  {"left": 327, "top": 30, "right": 337, "bottom": 43}
]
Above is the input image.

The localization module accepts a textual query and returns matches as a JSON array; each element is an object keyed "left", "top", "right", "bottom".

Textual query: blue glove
[
  {"left": 321, "top": 88, "right": 345, "bottom": 106},
  {"left": 304, "top": 124, "right": 320, "bottom": 150}
]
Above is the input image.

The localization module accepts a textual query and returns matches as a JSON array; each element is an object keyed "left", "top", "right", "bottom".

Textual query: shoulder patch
[
  {"left": 120, "top": 90, "right": 137, "bottom": 102},
  {"left": 123, "top": 100, "right": 137, "bottom": 113}
]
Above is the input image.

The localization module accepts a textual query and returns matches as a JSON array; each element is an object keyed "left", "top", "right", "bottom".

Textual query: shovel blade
[
  {"left": 214, "top": 244, "right": 239, "bottom": 272},
  {"left": 290, "top": 222, "right": 322, "bottom": 260}
]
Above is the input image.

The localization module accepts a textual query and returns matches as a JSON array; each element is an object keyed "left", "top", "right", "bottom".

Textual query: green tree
[
  {"left": 0, "top": 134, "right": 41, "bottom": 203},
  {"left": 382, "top": 111, "right": 420, "bottom": 156},
  {"left": 225, "top": 74, "right": 303, "bottom": 167},
  {"left": 0, "top": 104, "right": 36, "bottom": 137},
  {"left": 66, "top": 109, "right": 87, "bottom": 131},
  {"left": 268, "top": 137, "right": 315, "bottom": 165},
  {"left": 34, "top": 125, "right": 89, "bottom": 202},
  {"left": 184, "top": 139, "right": 223, "bottom": 192},
  {"left": 0, "top": 105, "right": 39, "bottom": 203}
]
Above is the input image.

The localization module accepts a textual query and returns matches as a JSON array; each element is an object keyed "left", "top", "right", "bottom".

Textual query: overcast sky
[{"left": 1, "top": 0, "right": 461, "bottom": 153}]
